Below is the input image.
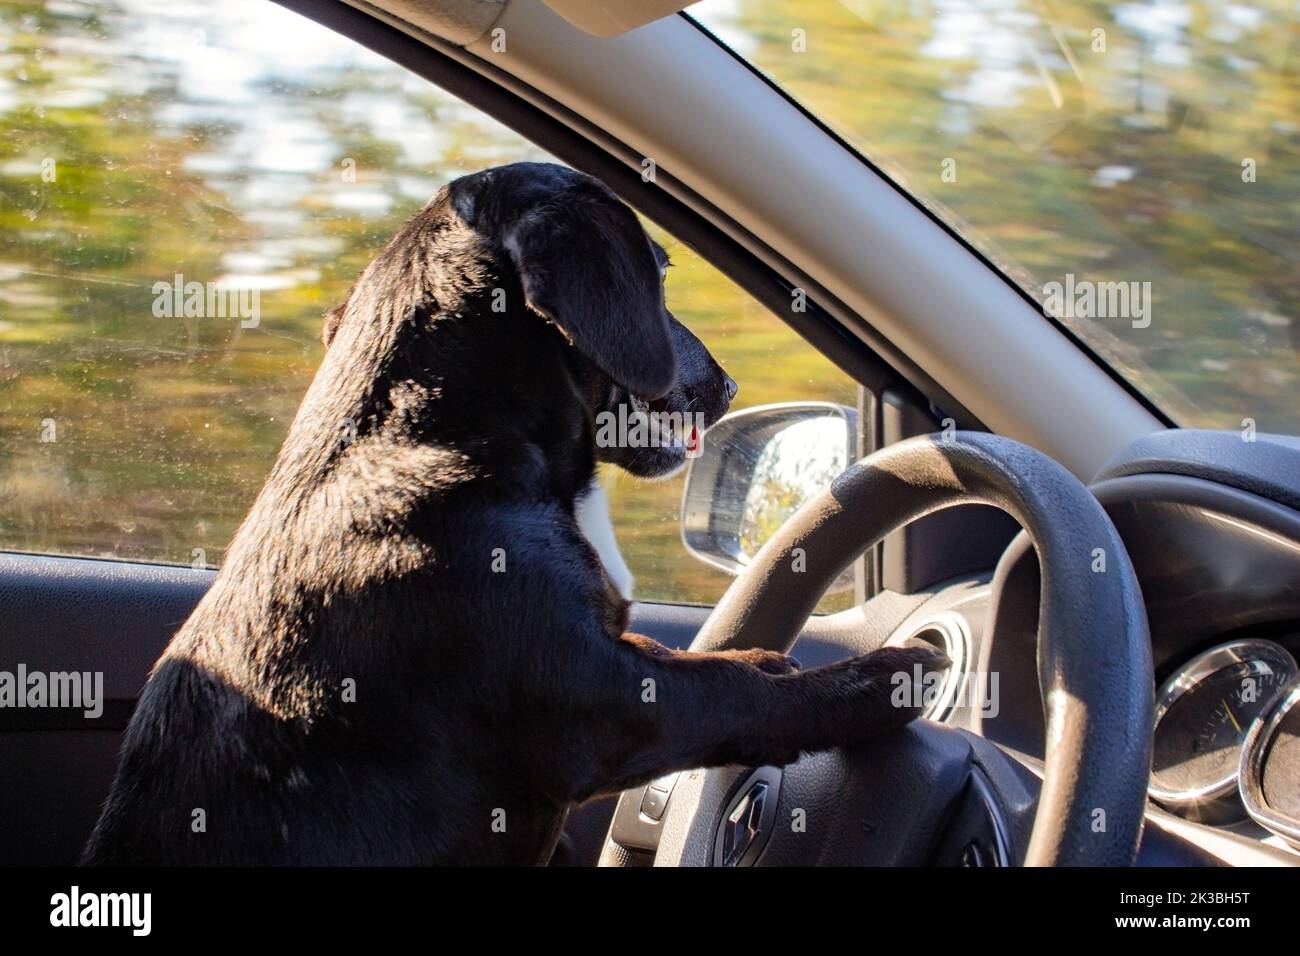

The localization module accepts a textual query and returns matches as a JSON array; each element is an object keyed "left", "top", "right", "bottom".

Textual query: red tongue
[{"left": 686, "top": 426, "right": 700, "bottom": 453}]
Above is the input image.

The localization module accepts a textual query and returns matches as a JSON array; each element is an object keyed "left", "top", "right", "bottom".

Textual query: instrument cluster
[{"left": 1150, "top": 637, "right": 1300, "bottom": 848}]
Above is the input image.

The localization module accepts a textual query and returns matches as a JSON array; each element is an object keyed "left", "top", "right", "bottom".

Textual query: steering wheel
[{"left": 600, "top": 432, "right": 1153, "bottom": 866}]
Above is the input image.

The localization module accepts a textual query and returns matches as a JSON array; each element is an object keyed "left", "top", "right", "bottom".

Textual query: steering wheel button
[{"left": 640, "top": 786, "right": 669, "bottom": 821}]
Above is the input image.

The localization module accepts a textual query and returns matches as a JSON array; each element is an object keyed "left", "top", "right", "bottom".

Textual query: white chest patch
[{"left": 574, "top": 478, "right": 634, "bottom": 602}]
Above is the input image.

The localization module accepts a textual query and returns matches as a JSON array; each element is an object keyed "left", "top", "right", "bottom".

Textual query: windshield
[{"left": 691, "top": 0, "right": 1299, "bottom": 433}]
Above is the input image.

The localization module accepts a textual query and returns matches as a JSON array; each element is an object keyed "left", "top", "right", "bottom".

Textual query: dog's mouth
[
  {"left": 597, "top": 387, "right": 725, "bottom": 479},
  {"left": 633, "top": 393, "right": 702, "bottom": 453}
]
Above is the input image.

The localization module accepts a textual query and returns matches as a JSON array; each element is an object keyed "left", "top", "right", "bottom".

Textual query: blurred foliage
[
  {"left": 0, "top": 0, "right": 1294, "bottom": 608},
  {"left": 0, "top": 0, "right": 853, "bottom": 605},
  {"left": 695, "top": 0, "right": 1299, "bottom": 426}
]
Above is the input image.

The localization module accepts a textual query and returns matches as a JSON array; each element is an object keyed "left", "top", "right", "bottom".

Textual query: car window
[
  {"left": 691, "top": 0, "right": 1299, "bottom": 435},
  {"left": 0, "top": 0, "right": 855, "bottom": 607}
]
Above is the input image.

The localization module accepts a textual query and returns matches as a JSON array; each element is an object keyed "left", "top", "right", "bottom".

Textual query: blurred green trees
[
  {"left": 0, "top": 0, "right": 1294, "bottom": 606},
  {"left": 0, "top": 0, "right": 852, "bottom": 603}
]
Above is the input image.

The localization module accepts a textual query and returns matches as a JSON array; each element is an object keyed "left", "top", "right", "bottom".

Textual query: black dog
[{"left": 82, "top": 162, "right": 941, "bottom": 865}]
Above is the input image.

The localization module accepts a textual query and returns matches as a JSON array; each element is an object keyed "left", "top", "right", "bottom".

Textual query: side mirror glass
[{"left": 681, "top": 402, "right": 857, "bottom": 590}]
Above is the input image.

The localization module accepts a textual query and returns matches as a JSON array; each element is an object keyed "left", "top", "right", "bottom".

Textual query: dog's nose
[{"left": 724, "top": 376, "right": 738, "bottom": 402}]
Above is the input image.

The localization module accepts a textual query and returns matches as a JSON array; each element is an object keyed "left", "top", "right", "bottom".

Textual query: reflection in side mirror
[{"left": 681, "top": 402, "right": 857, "bottom": 591}]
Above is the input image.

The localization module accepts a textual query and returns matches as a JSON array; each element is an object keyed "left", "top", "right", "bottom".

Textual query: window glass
[
  {"left": 0, "top": 0, "right": 550, "bottom": 566},
  {"left": 0, "top": 0, "right": 855, "bottom": 607},
  {"left": 693, "top": 0, "right": 1299, "bottom": 433}
]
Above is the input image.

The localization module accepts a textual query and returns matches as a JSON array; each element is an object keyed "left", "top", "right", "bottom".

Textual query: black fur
[{"left": 82, "top": 163, "right": 942, "bottom": 866}]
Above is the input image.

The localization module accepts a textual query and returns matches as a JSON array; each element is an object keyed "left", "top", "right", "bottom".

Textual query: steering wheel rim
[{"left": 617, "top": 432, "right": 1153, "bottom": 866}]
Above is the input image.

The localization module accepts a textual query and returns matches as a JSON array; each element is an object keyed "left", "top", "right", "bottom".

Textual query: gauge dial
[
  {"left": 1240, "top": 678, "right": 1300, "bottom": 848},
  {"left": 1150, "top": 640, "right": 1296, "bottom": 822}
]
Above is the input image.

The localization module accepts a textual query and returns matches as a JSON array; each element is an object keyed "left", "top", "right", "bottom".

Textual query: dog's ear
[{"left": 504, "top": 190, "right": 676, "bottom": 398}]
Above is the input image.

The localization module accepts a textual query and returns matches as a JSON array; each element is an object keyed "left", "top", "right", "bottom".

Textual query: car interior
[{"left": 1, "top": 0, "right": 1298, "bottom": 868}]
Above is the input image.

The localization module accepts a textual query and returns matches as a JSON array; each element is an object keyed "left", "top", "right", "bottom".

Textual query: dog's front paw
[{"left": 820, "top": 643, "right": 951, "bottom": 737}]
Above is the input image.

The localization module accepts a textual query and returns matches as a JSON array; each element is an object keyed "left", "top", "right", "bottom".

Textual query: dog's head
[
  {"left": 446, "top": 163, "right": 736, "bottom": 478},
  {"left": 322, "top": 163, "right": 735, "bottom": 480},
  {"left": 594, "top": 267, "right": 738, "bottom": 479}
]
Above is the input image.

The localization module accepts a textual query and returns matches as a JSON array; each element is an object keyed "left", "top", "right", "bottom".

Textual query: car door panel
[
  {"left": 0, "top": 555, "right": 212, "bottom": 864},
  {"left": 0, "top": 555, "right": 752, "bottom": 864}
]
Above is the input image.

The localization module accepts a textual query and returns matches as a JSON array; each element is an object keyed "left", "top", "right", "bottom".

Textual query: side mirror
[{"left": 681, "top": 402, "right": 857, "bottom": 590}]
